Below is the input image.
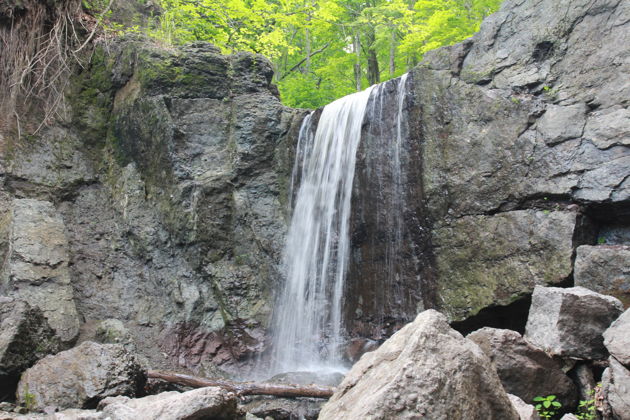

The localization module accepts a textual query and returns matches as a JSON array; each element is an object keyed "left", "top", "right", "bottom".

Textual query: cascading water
[{"left": 270, "top": 74, "right": 410, "bottom": 375}]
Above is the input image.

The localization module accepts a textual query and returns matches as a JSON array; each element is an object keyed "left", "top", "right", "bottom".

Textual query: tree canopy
[{"left": 151, "top": 0, "right": 503, "bottom": 108}]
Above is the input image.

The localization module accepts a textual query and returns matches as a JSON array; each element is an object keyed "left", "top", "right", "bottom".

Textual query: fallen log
[{"left": 147, "top": 370, "right": 335, "bottom": 399}]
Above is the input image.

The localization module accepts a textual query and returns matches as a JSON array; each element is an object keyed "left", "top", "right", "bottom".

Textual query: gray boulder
[
  {"left": 17, "top": 341, "right": 145, "bottom": 411},
  {"left": 575, "top": 245, "right": 630, "bottom": 308},
  {"left": 507, "top": 394, "right": 540, "bottom": 420},
  {"left": 524, "top": 286, "right": 623, "bottom": 359},
  {"left": 604, "top": 308, "right": 630, "bottom": 367},
  {"left": 99, "top": 387, "right": 238, "bottom": 420},
  {"left": 0, "top": 297, "right": 61, "bottom": 380},
  {"left": 468, "top": 327, "right": 577, "bottom": 408},
  {"left": 240, "top": 396, "right": 322, "bottom": 420},
  {"left": 601, "top": 357, "right": 630, "bottom": 420},
  {"left": 318, "top": 310, "right": 519, "bottom": 420}
]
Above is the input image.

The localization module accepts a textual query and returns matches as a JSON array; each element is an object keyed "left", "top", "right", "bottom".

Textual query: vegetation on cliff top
[{"left": 146, "top": 0, "right": 503, "bottom": 108}]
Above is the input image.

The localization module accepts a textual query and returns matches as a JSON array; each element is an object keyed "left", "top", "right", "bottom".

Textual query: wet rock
[
  {"left": 344, "top": 338, "right": 379, "bottom": 363},
  {"left": 524, "top": 286, "right": 623, "bottom": 359},
  {"left": 99, "top": 387, "right": 237, "bottom": 420},
  {"left": 575, "top": 245, "right": 630, "bottom": 308},
  {"left": 508, "top": 394, "right": 540, "bottom": 420},
  {"left": 604, "top": 308, "right": 630, "bottom": 367},
  {"left": 0, "top": 199, "right": 80, "bottom": 343},
  {"left": 560, "top": 415, "right": 579, "bottom": 420},
  {"left": 17, "top": 341, "right": 145, "bottom": 411},
  {"left": 268, "top": 371, "right": 344, "bottom": 387},
  {"left": 468, "top": 327, "right": 577, "bottom": 408},
  {"left": 240, "top": 396, "right": 322, "bottom": 420},
  {"left": 434, "top": 210, "right": 576, "bottom": 321},
  {"left": 318, "top": 310, "right": 519, "bottom": 420},
  {"left": 601, "top": 357, "right": 630, "bottom": 420},
  {"left": 0, "top": 297, "right": 62, "bottom": 397}
]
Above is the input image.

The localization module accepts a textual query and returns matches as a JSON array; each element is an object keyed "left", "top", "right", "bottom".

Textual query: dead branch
[{"left": 147, "top": 370, "right": 335, "bottom": 399}]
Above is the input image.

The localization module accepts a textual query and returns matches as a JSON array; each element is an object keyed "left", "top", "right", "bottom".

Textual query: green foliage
[
  {"left": 145, "top": 0, "right": 503, "bottom": 108},
  {"left": 22, "top": 385, "right": 36, "bottom": 411},
  {"left": 576, "top": 386, "right": 599, "bottom": 420},
  {"left": 597, "top": 237, "right": 606, "bottom": 244},
  {"left": 534, "top": 395, "right": 562, "bottom": 420}
]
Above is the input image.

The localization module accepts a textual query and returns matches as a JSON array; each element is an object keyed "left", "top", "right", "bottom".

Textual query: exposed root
[{"left": 0, "top": 0, "right": 97, "bottom": 137}]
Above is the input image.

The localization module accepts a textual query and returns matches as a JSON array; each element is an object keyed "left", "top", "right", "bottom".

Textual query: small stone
[
  {"left": 604, "top": 308, "right": 630, "bottom": 367},
  {"left": 507, "top": 394, "right": 540, "bottom": 420}
]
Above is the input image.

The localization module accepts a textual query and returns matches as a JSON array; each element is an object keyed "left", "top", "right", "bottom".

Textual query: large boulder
[
  {"left": 468, "top": 328, "right": 577, "bottom": 408},
  {"left": 575, "top": 245, "right": 630, "bottom": 308},
  {"left": 601, "top": 357, "right": 630, "bottom": 420},
  {"left": 0, "top": 298, "right": 61, "bottom": 391},
  {"left": 524, "top": 286, "right": 623, "bottom": 359},
  {"left": 98, "top": 387, "right": 238, "bottom": 420},
  {"left": 604, "top": 308, "right": 630, "bottom": 367},
  {"left": 318, "top": 310, "right": 519, "bottom": 420},
  {"left": 16, "top": 341, "right": 145, "bottom": 411},
  {"left": 0, "top": 199, "right": 80, "bottom": 343}
]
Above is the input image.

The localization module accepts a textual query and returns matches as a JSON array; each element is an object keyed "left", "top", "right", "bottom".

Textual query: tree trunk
[
  {"left": 147, "top": 370, "right": 335, "bottom": 399},
  {"left": 366, "top": 28, "right": 379, "bottom": 86},
  {"left": 353, "top": 30, "right": 362, "bottom": 91},
  {"left": 389, "top": 27, "right": 396, "bottom": 76}
]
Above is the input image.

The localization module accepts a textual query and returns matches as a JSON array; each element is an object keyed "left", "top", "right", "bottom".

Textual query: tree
[{"left": 151, "top": 0, "right": 504, "bottom": 108}]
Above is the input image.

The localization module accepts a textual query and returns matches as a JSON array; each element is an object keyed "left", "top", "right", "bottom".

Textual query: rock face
[
  {"left": 601, "top": 357, "right": 630, "bottom": 420},
  {"left": 318, "top": 310, "right": 519, "bottom": 420},
  {"left": 434, "top": 210, "right": 576, "bottom": 320},
  {"left": 0, "top": 37, "right": 301, "bottom": 374},
  {"left": 0, "top": 298, "right": 62, "bottom": 396},
  {"left": 17, "top": 341, "right": 145, "bottom": 410},
  {"left": 575, "top": 245, "right": 630, "bottom": 308},
  {"left": 409, "top": 0, "right": 630, "bottom": 321},
  {"left": 0, "top": 199, "right": 80, "bottom": 343},
  {"left": 524, "top": 286, "right": 623, "bottom": 359},
  {"left": 604, "top": 308, "right": 630, "bottom": 367},
  {"left": 99, "top": 387, "right": 237, "bottom": 420},
  {"left": 0, "top": 0, "right": 628, "bottom": 374},
  {"left": 468, "top": 327, "right": 577, "bottom": 408}
]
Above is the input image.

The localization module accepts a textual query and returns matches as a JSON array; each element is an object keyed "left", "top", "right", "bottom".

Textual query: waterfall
[{"left": 270, "top": 74, "right": 409, "bottom": 375}]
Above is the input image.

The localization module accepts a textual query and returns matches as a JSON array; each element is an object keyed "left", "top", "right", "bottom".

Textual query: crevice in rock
[
  {"left": 450, "top": 294, "right": 532, "bottom": 336},
  {"left": 0, "top": 376, "right": 18, "bottom": 403},
  {"left": 582, "top": 202, "right": 630, "bottom": 244},
  {"left": 531, "top": 41, "right": 555, "bottom": 62}
]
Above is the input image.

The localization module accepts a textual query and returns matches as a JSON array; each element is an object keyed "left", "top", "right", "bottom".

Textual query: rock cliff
[
  {"left": 0, "top": 0, "right": 628, "bottom": 381},
  {"left": 0, "top": 39, "right": 302, "bottom": 376}
]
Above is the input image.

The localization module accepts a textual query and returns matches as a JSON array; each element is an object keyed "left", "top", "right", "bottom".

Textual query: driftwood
[{"left": 148, "top": 370, "right": 335, "bottom": 399}]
